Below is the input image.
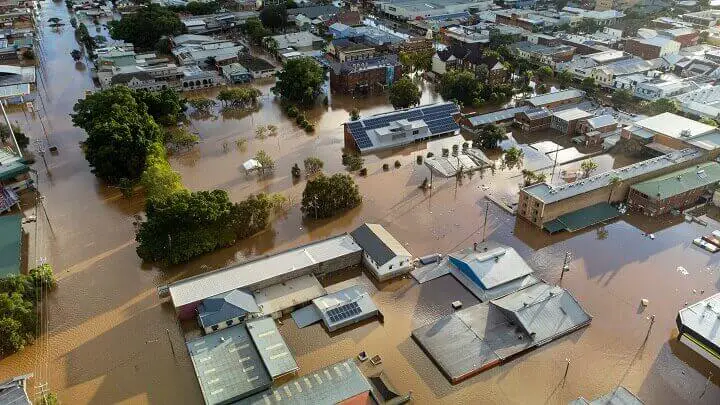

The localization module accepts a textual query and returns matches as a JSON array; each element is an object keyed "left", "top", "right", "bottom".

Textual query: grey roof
[
  {"left": 525, "top": 89, "right": 585, "bottom": 107},
  {"left": 595, "top": 58, "right": 661, "bottom": 76},
  {"left": 246, "top": 317, "right": 299, "bottom": 379},
  {"left": 491, "top": 283, "right": 592, "bottom": 346},
  {"left": 168, "top": 234, "right": 361, "bottom": 308},
  {"left": 585, "top": 114, "right": 617, "bottom": 129},
  {"left": 288, "top": 5, "right": 339, "bottom": 19},
  {"left": 448, "top": 246, "right": 535, "bottom": 290},
  {"left": 522, "top": 148, "right": 703, "bottom": 204},
  {"left": 678, "top": 292, "right": 720, "bottom": 352},
  {"left": 467, "top": 106, "right": 530, "bottom": 127},
  {"left": 350, "top": 223, "right": 411, "bottom": 266},
  {"left": 187, "top": 325, "right": 272, "bottom": 405},
  {"left": 552, "top": 108, "right": 593, "bottom": 122},
  {"left": 0, "top": 374, "right": 32, "bottom": 405},
  {"left": 313, "top": 285, "right": 378, "bottom": 332},
  {"left": 291, "top": 304, "right": 322, "bottom": 328},
  {"left": 198, "top": 289, "right": 259, "bottom": 329},
  {"left": 571, "top": 386, "right": 645, "bottom": 405},
  {"left": 237, "top": 359, "right": 372, "bottom": 405}
]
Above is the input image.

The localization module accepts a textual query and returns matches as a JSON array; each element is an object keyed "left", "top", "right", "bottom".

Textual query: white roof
[
  {"left": 552, "top": 108, "right": 592, "bottom": 121},
  {"left": 243, "top": 159, "right": 261, "bottom": 171},
  {"left": 634, "top": 112, "right": 716, "bottom": 138},
  {"left": 526, "top": 89, "right": 585, "bottom": 107},
  {"left": 168, "top": 235, "right": 361, "bottom": 307}
]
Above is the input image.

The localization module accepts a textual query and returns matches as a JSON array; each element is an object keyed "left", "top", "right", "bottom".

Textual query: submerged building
[
  {"left": 677, "top": 292, "right": 720, "bottom": 368},
  {"left": 351, "top": 223, "right": 413, "bottom": 281}
]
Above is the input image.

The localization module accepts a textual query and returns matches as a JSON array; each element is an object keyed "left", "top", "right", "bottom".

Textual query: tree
[
  {"left": 75, "top": 23, "right": 96, "bottom": 54},
  {"left": 0, "top": 292, "right": 36, "bottom": 355},
  {"left": 580, "top": 159, "right": 598, "bottom": 178},
  {"left": 536, "top": 83, "right": 549, "bottom": 94},
  {"left": 303, "top": 157, "right": 324, "bottom": 175},
  {"left": 243, "top": 18, "right": 271, "bottom": 45},
  {"left": 641, "top": 98, "right": 678, "bottom": 115},
  {"left": 107, "top": 4, "right": 185, "bottom": 49},
  {"left": 133, "top": 88, "right": 185, "bottom": 126},
  {"left": 164, "top": 127, "right": 199, "bottom": 151},
  {"left": 503, "top": 146, "right": 524, "bottom": 168},
  {"left": 700, "top": 117, "right": 718, "bottom": 127},
  {"left": 611, "top": 88, "right": 634, "bottom": 109},
  {"left": 522, "top": 169, "right": 547, "bottom": 186},
  {"left": 255, "top": 150, "right": 274, "bottom": 174},
  {"left": 535, "top": 65, "right": 553, "bottom": 82},
  {"left": 439, "top": 70, "right": 483, "bottom": 107},
  {"left": 350, "top": 108, "right": 360, "bottom": 121},
  {"left": 345, "top": 154, "right": 363, "bottom": 171},
  {"left": 71, "top": 87, "right": 163, "bottom": 184},
  {"left": 135, "top": 190, "right": 272, "bottom": 264},
  {"left": 398, "top": 49, "right": 434, "bottom": 72},
  {"left": 37, "top": 392, "right": 59, "bottom": 405},
  {"left": 0, "top": 123, "right": 30, "bottom": 151},
  {"left": 699, "top": 0, "right": 710, "bottom": 7},
  {"left": 389, "top": 75, "right": 420, "bottom": 109},
  {"left": 581, "top": 76, "right": 598, "bottom": 97},
  {"left": 188, "top": 97, "right": 217, "bottom": 114},
  {"left": 608, "top": 176, "right": 621, "bottom": 203},
  {"left": 218, "top": 87, "right": 261, "bottom": 108},
  {"left": 71, "top": 49, "right": 82, "bottom": 62},
  {"left": 259, "top": 5, "right": 287, "bottom": 32},
  {"left": 473, "top": 124, "right": 506, "bottom": 149},
  {"left": 557, "top": 70, "right": 573, "bottom": 89},
  {"left": 301, "top": 173, "right": 362, "bottom": 219},
  {"left": 273, "top": 57, "right": 325, "bottom": 107},
  {"left": 141, "top": 143, "right": 185, "bottom": 202},
  {"left": 698, "top": 31, "right": 709, "bottom": 44}
]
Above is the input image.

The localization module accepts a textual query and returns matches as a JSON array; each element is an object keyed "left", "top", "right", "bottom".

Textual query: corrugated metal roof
[
  {"left": 467, "top": 106, "right": 530, "bottom": 127},
  {"left": 187, "top": 325, "right": 272, "bottom": 405},
  {"left": 585, "top": 114, "right": 617, "bottom": 129},
  {"left": 552, "top": 108, "right": 593, "bottom": 122},
  {"left": 589, "top": 386, "right": 645, "bottom": 405},
  {"left": 350, "top": 223, "right": 411, "bottom": 266},
  {"left": 198, "top": 289, "right": 259, "bottom": 329},
  {"left": 631, "top": 162, "right": 720, "bottom": 200},
  {"left": 237, "top": 359, "right": 372, "bottom": 405},
  {"left": 168, "top": 235, "right": 361, "bottom": 308},
  {"left": 291, "top": 304, "right": 322, "bottom": 328},
  {"left": 246, "top": 317, "right": 298, "bottom": 379},
  {"left": 254, "top": 274, "right": 326, "bottom": 317},
  {"left": 0, "top": 214, "right": 21, "bottom": 278},
  {"left": 0, "top": 374, "right": 32, "bottom": 405},
  {"left": 678, "top": 292, "right": 720, "bottom": 352},
  {"left": 526, "top": 89, "right": 585, "bottom": 107},
  {"left": 491, "top": 283, "right": 592, "bottom": 346},
  {"left": 313, "top": 285, "right": 378, "bottom": 332},
  {"left": 448, "top": 246, "right": 535, "bottom": 290}
]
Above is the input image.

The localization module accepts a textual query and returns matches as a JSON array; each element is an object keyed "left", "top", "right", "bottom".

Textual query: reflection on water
[{"left": 0, "top": 3, "right": 717, "bottom": 405}]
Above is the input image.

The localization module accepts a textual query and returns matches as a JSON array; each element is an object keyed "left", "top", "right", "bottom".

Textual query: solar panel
[{"left": 326, "top": 302, "right": 361, "bottom": 324}]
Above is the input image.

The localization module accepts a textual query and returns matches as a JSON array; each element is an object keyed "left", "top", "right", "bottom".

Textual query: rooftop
[
  {"left": 245, "top": 317, "right": 298, "bottom": 379},
  {"left": 0, "top": 374, "right": 32, "bottom": 405},
  {"left": 522, "top": 148, "right": 703, "bottom": 204},
  {"left": 167, "top": 234, "right": 361, "bottom": 308},
  {"left": 571, "top": 386, "right": 645, "bottom": 405},
  {"left": 313, "top": 285, "right": 379, "bottom": 332},
  {"left": 552, "top": 108, "right": 593, "bottom": 122},
  {"left": 467, "top": 106, "right": 531, "bottom": 127},
  {"left": 0, "top": 213, "right": 21, "bottom": 278},
  {"left": 677, "top": 292, "right": 720, "bottom": 354},
  {"left": 631, "top": 162, "right": 720, "bottom": 200},
  {"left": 187, "top": 325, "right": 272, "bottom": 405},
  {"left": 269, "top": 31, "right": 323, "bottom": 50},
  {"left": 634, "top": 112, "right": 717, "bottom": 139},
  {"left": 448, "top": 246, "right": 534, "bottom": 290},
  {"left": 525, "top": 89, "right": 585, "bottom": 107},
  {"left": 236, "top": 359, "right": 372, "bottom": 405},
  {"left": 584, "top": 114, "right": 617, "bottom": 129},
  {"left": 350, "top": 223, "right": 411, "bottom": 267},
  {"left": 197, "top": 289, "right": 259, "bottom": 329}
]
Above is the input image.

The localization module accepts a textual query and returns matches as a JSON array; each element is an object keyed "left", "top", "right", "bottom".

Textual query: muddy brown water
[{"left": 0, "top": 3, "right": 718, "bottom": 404}]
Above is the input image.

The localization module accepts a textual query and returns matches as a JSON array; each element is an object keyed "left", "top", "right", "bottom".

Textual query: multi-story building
[
  {"left": 550, "top": 108, "right": 592, "bottom": 135},
  {"left": 514, "top": 41, "right": 575, "bottom": 67},
  {"left": 624, "top": 36, "right": 681, "bottom": 60},
  {"left": 329, "top": 55, "right": 403, "bottom": 95},
  {"left": 327, "top": 39, "right": 376, "bottom": 62},
  {"left": 674, "top": 85, "right": 720, "bottom": 120},
  {"left": 681, "top": 10, "right": 720, "bottom": 27},
  {"left": 376, "top": 0, "right": 493, "bottom": 21},
  {"left": 514, "top": 107, "right": 552, "bottom": 132},
  {"left": 589, "top": 58, "right": 661, "bottom": 89},
  {"left": 633, "top": 76, "right": 702, "bottom": 101},
  {"left": 657, "top": 28, "right": 699, "bottom": 48}
]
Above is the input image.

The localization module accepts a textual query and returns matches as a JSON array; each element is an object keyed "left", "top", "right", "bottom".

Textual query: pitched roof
[
  {"left": 245, "top": 317, "right": 298, "bottom": 378},
  {"left": 448, "top": 246, "right": 534, "bottom": 290},
  {"left": 0, "top": 374, "right": 32, "bottom": 405},
  {"left": 584, "top": 114, "right": 617, "bottom": 129},
  {"left": 631, "top": 162, "right": 720, "bottom": 200},
  {"left": 525, "top": 89, "right": 585, "bottom": 107},
  {"left": 351, "top": 223, "right": 411, "bottom": 266},
  {"left": 197, "top": 289, "right": 259, "bottom": 328}
]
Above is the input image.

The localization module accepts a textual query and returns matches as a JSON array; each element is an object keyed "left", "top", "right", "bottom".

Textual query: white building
[
  {"left": 634, "top": 76, "right": 700, "bottom": 101},
  {"left": 377, "top": 0, "right": 493, "bottom": 21},
  {"left": 351, "top": 223, "right": 413, "bottom": 281},
  {"left": 675, "top": 85, "right": 720, "bottom": 120}
]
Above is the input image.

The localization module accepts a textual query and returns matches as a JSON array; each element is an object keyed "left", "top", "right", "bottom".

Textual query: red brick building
[
  {"left": 514, "top": 107, "right": 552, "bottom": 132},
  {"left": 624, "top": 37, "right": 681, "bottom": 60},
  {"left": 658, "top": 28, "right": 699, "bottom": 48},
  {"left": 330, "top": 55, "right": 403, "bottom": 95}
]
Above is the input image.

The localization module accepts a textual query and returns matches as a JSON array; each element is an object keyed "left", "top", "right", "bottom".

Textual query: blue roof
[{"left": 197, "top": 289, "right": 259, "bottom": 328}]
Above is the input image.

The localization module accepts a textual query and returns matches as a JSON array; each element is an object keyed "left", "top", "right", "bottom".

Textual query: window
[
  {"left": 389, "top": 265, "right": 393, "bottom": 270},
  {"left": 412, "top": 130, "right": 419, "bottom": 135},
  {"left": 226, "top": 320, "right": 233, "bottom": 326},
  {"left": 211, "top": 325, "right": 219, "bottom": 331}
]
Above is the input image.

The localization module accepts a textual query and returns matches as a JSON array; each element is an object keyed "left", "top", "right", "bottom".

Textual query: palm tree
[{"left": 608, "top": 176, "right": 621, "bottom": 203}]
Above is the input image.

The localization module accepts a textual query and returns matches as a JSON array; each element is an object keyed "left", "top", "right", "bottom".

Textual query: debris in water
[
  {"left": 370, "top": 355, "right": 382, "bottom": 365},
  {"left": 358, "top": 351, "right": 368, "bottom": 362},
  {"left": 693, "top": 289, "right": 697, "bottom": 294},
  {"left": 641, "top": 299, "right": 649, "bottom": 307},
  {"left": 452, "top": 300, "right": 463, "bottom": 309},
  {"left": 676, "top": 266, "right": 689, "bottom": 276},
  {"left": 649, "top": 233, "right": 655, "bottom": 240}
]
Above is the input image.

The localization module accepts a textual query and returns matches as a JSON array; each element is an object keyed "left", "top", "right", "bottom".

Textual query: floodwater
[{"left": 0, "top": 2, "right": 718, "bottom": 404}]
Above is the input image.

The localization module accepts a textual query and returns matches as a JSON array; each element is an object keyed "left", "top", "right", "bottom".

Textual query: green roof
[
  {"left": 631, "top": 162, "right": 720, "bottom": 201},
  {"left": 543, "top": 203, "right": 620, "bottom": 233},
  {"left": 0, "top": 160, "right": 29, "bottom": 181},
  {"left": 0, "top": 214, "right": 22, "bottom": 278}
]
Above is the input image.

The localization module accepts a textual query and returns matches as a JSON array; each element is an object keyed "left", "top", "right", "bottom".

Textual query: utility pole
[
  {"left": 563, "top": 358, "right": 570, "bottom": 379},
  {"left": 560, "top": 251, "right": 571, "bottom": 282},
  {"left": 700, "top": 371, "right": 713, "bottom": 399},
  {"left": 644, "top": 314, "right": 655, "bottom": 343},
  {"left": 482, "top": 201, "right": 490, "bottom": 242},
  {"left": 34, "top": 139, "right": 48, "bottom": 173}
]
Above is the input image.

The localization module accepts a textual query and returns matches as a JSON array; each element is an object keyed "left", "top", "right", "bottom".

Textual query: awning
[
  {"left": 543, "top": 203, "right": 621, "bottom": 234},
  {"left": 291, "top": 304, "right": 322, "bottom": 328},
  {"left": 0, "top": 161, "right": 29, "bottom": 181}
]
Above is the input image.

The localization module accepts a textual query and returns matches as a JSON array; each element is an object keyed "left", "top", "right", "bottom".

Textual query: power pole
[
  {"left": 560, "top": 251, "right": 571, "bottom": 282},
  {"left": 34, "top": 139, "right": 49, "bottom": 173},
  {"left": 482, "top": 201, "right": 490, "bottom": 242}
]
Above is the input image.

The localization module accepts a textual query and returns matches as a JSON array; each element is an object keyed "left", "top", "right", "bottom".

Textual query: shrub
[{"left": 394, "top": 160, "right": 401, "bottom": 168}]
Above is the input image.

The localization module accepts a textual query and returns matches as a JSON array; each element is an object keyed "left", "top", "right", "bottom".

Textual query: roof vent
[{"left": 680, "top": 129, "right": 691, "bottom": 137}]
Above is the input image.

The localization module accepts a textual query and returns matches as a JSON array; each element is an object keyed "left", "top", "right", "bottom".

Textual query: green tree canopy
[
  {"left": 473, "top": 124, "right": 506, "bottom": 149},
  {"left": 259, "top": 5, "right": 287, "bottom": 31},
  {"left": 581, "top": 76, "right": 598, "bottom": 97},
  {"left": 274, "top": 57, "right": 325, "bottom": 106},
  {"left": 136, "top": 190, "right": 272, "bottom": 264},
  {"left": 557, "top": 70, "right": 573, "bottom": 89},
  {"left": 108, "top": 4, "right": 185, "bottom": 49},
  {"left": 611, "top": 88, "right": 634, "bottom": 109},
  {"left": 535, "top": 65, "right": 553, "bottom": 82},
  {"left": 243, "top": 18, "right": 271, "bottom": 45},
  {"left": 641, "top": 98, "right": 678, "bottom": 115},
  {"left": 389, "top": 75, "right": 421, "bottom": 109},
  {"left": 301, "top": 173, "right": 362, "bottom": 219},
  {"left": 134, "top": 88, "right": 185, "bottom": 126},
  {"left": 439, "top": 70, "right": 483, "bottom": 107},
  {"left": 0, "top": 123, "right": 29, "bottom": 151}
]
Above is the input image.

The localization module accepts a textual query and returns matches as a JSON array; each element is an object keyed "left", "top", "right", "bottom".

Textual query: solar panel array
[
  {"left": 346, "top": 103, "right": 460, "bottom": 151},
  {"left": 327, "top": 302, "right": 361, "bottom": 323}
]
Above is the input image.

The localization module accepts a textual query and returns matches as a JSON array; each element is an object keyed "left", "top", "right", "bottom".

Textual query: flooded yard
[{"left": 0, "top": 3, "right": 718, "bottom": 405}]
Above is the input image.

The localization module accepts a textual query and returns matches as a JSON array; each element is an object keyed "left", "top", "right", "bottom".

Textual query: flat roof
[
  {"left": 553, "top": 108, "right": 593, "bottom": 122},
  {"left": 168, "top": 235, "right": 361, "bottom": 308},
  {"left": 187, "top": 325, "right": 272, "bottom": 405},
  {"left": 526, "top": 89, "right": 585, "bottom": 107},
  {"left": 236, "top": 359, "right": 372, "bottom": 405},
  {"left": 522, "top": 148, "right": 703, "bottom": 204},
  {"left": 543, "top": 202, "right": 620, "bottom": 233},
  {"left": 246, "top": 317, "right": 298, "bottom": 379},
  {"left": 0, "top": 214, "right": 21, "bottom": 278},
  {"left": 678, "top": 292, "right": 720, "bottom": 353},
  {"left": 253, "top": 274, "right": 326, "bottom": 317},
  {"left": 632, "top": 162, "right": 720, "bottom": 201},
  {"left": 313, "top": 285, "right": 379, "bottom": 332},
  {"left": 634, "top": 112, "right": 717, "bottom": 139}
]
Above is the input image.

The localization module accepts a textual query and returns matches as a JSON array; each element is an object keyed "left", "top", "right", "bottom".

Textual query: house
[
  {"left": 627, "top": 162, "right": 720, "bottom": 216},
  {"left": 197, "top": 289, "right": 259, "bottom": 334},
  {"left": 522, "top": 89, "right": 586, "bottom": 109},
  {"left": 344, "top": 102, "right": 460, "bottom": 154},
  {"left": 514, "top": 107, "right": 552, "bottom": 132},
  {"left": 0, "top": 374, "right": 32, "bottom": 405},
  {"left": 221, "top": 63, "right": 252, "bottom": 83},
  {"left": 329, "top": 54, "right": 402, "bottom": 95},
  {"left": 0, "top": 214, "right": 22, "bottom": 278},
  {"left": 551, "top": 108, "right": 593, "bottom": 135},
  {"left": 328, "top": 38, "right": 376, "bottom": 62},
  {"left": 624, "top": 36, "right": 680, "bottom": 60},
  {"left": 351, "top": 223, "right": 413, "bottom": 281},
  {"left": 676, "top": 292, "right": 720, "bottom": 369}
]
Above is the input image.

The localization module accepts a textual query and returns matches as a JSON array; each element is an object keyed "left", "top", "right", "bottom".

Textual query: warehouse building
[
  {"left": 628, "top": 162, "right": 720, "bottom": 216},
  {"left": 676, "top": 292, "right": 720, "bottom": 369}
]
